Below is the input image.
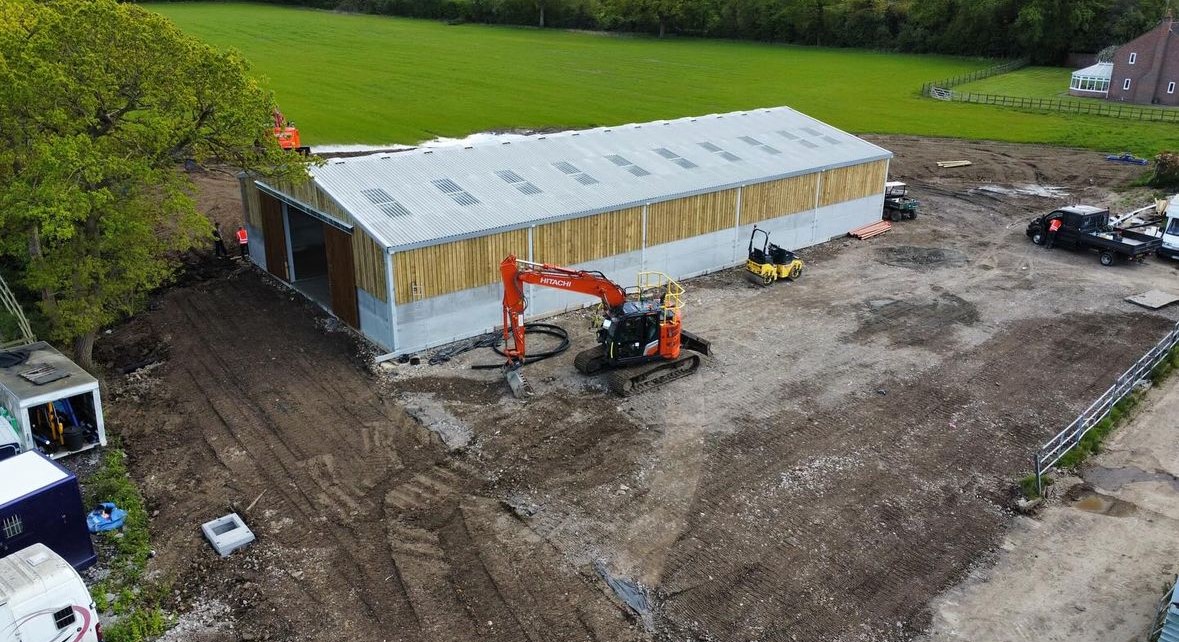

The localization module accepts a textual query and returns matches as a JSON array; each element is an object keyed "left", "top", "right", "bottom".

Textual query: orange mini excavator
[
  {"left": 272, "top": 108, "right": 310, "bottom": 155},
  {"left": 499, "top": 254, "right": 710, "bottom": 397}
]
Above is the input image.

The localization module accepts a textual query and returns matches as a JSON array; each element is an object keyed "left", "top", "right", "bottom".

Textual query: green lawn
[
  {"left": 955, "top": 66, "right": 1073, "bottom": 99},
  {"left": 151, "top": 3, "right": 1179, "bottom": 153},
  {"left": 957, "top": 65, "right": 1179, "bottom": 112}
]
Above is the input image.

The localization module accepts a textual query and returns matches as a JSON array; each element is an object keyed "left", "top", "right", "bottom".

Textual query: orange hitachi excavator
[
  {"left": 273, "top": 108, "right": 310, "bottom": 155},
  {"left": 500, "top": 255, "right": 711, "bottom": 397}
]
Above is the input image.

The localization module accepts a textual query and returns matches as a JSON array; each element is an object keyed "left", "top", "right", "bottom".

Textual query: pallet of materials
[{"left": 849, "top": 221, "right": 891, "bottom": 239}]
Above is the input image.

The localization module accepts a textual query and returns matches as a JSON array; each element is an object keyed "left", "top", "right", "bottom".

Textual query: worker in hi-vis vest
[
  {"left": 1046, "top": 217, "right": 1062, "bottom": 249},
  {"left": 236, "top": 226, "right": 249, "bottom": 259}
]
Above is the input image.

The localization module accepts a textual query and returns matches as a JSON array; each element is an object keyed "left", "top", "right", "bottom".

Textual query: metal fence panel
[{"left": 1033, "top": 322, "right": 1179, "bottom": 493}]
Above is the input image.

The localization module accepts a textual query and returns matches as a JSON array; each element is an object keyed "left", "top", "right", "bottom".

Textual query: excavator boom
[
  {"left": 500, "top": 254, "right": 627, "bottom": 366},
  {"left": 498, "top": 255, "right": 707, "bottom": 398}
]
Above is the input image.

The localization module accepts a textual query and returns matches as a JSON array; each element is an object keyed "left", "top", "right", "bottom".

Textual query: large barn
[{"left": 238, "top": 107, "right": 892, "bottom": 355}]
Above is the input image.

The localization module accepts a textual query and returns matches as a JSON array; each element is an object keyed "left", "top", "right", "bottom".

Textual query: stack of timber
[
  {"left": 936, "top": 160, "right": 972, "bottom": 168},
  {"left": 849, "top": 221, "right": 891, "bottom": 239}
]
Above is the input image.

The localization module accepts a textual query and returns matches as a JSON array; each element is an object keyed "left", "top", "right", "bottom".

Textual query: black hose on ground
[
  {"left": 427, "top": 332, "right": 501, "bottom": 365},
  {"left": 469, "top": 322, "right": 571, "bottom": 370}
]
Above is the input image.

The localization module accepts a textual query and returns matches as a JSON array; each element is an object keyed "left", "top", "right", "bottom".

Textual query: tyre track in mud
[
  {"left": 109, "top": 273, "right": 639, "bottom": 642},
  {"left": 169, "top": 284, "right": 424, "bottom": 638},
  {"left": 654, "top": 310, "right": 1173, "bottom": 641}
]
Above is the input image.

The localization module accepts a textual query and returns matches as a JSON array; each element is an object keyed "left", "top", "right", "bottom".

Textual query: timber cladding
[
  {"left": 241, "top": 179, "right": 264, "bottom": 229},
  {"left": 385, "top": 158, "right": 888, "bottom": 305},
  {"left": 645, "top": 189, "right": 739, "bottom": 247},
  {"left": 533, "top": 207, "right": 642, "bottom": 266},
  {"left": 393, "top": 229, "right": 528, "bottom": 305},
  {"left": 265, "top": 178, "right": 353, "bottom": 225},
  {"left": 739, "top": 174, "right": 819, "bottom": 225},
  {"left": 818, "top": 159, "right": 888, "bottom": 207},
  {"left": 352, "top": 231, "right": 387, "bottom": 301}
]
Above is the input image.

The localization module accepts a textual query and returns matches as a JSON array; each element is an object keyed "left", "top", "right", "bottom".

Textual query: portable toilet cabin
[
  {"left": 0, "top": 452, "right": 95, "bottom": 571},
  {"left": 0, "top": 543, "right": 101, "bottom": 642},
  {"left": 0, "top": 342, "right": 105, "bottom": 459}
]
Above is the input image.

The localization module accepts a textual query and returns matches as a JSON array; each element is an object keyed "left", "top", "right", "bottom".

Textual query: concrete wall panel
[
  {"left": 643, "top": 227, "right": 741, "bottom": 280},
  {"left": 245, "top": 223, "right": 266, "bottom": 272},
  {"left": 358, "top": 288, "right": 395, "bottom": 351},
  {"left": 395, "top": 281, "right": 504, "bottom": 355},
  {"left": 814, "top": 194, "right": 883, "bottom": 241}
]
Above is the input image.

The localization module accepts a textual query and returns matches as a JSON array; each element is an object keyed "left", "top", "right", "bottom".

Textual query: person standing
[
  {"left": 236, "top": 225, "right": 249, "bottom": 259},
  {"left": 212, "top": 223, "right": 229, "bottom": 259},
  {"left": 1046, "top": 217, "right": 1062, "bottom": 249}
]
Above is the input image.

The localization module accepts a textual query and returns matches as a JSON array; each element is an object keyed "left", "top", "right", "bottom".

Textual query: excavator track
[
  {"left": 605, "top": 352, "right": 701, "bottom": 396},
  {"left": 573, "top": 345, "right": 607, "bottom": 375}
]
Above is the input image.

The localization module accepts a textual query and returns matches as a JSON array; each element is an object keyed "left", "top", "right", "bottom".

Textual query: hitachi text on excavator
[{"left": 499, "top": 255, "right": 711, "bottom": 398}]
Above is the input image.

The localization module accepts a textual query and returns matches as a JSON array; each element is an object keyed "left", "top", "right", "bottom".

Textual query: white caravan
[{"left": 0, "top": 544, "right": 100, "bottom": 642}]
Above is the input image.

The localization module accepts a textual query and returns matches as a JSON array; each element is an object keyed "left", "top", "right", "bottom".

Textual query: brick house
[{"left": 1106, "top": 15, "right": 1179, "bottom": 105}]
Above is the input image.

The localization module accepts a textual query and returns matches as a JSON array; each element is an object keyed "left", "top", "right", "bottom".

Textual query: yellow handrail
[{"left": 636, "top": 271, "right": 685, "bottom": 311}]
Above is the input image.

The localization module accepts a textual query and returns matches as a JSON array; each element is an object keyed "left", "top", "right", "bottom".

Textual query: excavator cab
[{"left": 599, "top": 302, "right": 664, "bottom": 361}]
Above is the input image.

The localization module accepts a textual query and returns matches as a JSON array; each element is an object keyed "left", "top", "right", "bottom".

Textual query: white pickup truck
[{"left": 0, "top": 544, "right": 100, "bottom": 642}]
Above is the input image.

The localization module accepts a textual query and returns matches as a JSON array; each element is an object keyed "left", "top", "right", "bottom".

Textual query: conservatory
[{"left": 1069, "top": 62, "right": 1112, "bottom": 97}]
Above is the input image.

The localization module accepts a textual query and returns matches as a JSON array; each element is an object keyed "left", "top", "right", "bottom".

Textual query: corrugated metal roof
[{"left": 295, "top": 106, "right": 892, "bottom": 252}]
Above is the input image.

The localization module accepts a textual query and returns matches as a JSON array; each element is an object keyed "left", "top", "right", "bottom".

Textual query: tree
[
  {"left": 0, "top": 0, "right": 309, "bottom": 370},
  {"left": 597, "top": 0, "right": 689, "bottom": 36}
]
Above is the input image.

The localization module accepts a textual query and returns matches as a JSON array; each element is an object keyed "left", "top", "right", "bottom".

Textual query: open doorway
[
  {"left": 286, "top": 206, "right": 330, "bottom": 306},
  {"left": 27, "top": 391, "right": 99, "bottom": 455}
]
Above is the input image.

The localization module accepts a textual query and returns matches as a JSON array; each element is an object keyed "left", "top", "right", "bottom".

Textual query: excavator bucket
[{"left": 504, "top": 366, "right": 534, "bottom": 398}]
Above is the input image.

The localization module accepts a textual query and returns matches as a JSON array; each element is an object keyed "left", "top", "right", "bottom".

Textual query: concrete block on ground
[
  {"left": 201, "top": 512, "right": 255, "bottom": 557},
  {"left": 1126, "top": 289, "right": 1179, "bottom": 310}
]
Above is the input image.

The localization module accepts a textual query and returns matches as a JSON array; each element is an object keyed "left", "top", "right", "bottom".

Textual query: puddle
[
  {"left": 1064, "top": 482, "right": 1141, "bottom": 517},
  {"left": 1082, "top": 465, "right": 1179, "bottom": 492},
  {"left": 1073, "top": 493, "right": 1138, "bottom": 516}
]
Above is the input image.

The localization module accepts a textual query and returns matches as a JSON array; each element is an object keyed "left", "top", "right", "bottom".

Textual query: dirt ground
[
  {"left": 97, "top": 137, "right": 1179, "bottom": 642},
  {"left": 919, "top": 375, "right": 1179, "bottom": 642}
]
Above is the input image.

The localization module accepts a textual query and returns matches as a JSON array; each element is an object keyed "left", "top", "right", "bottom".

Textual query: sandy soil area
[
  {"left": 920, "top": 374, "right": 1179, "bottom": 642},
  {"left": 95, "top": 136, "right": 1179, "bottom": 641}
]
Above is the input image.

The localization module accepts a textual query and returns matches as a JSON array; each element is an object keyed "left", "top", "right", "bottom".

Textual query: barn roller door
[
  {"left": 259, "top": 192, "right": 289, "bottom": 281},
  {"left": 324, "top": 225, "right": 359, "bottom": 328}
]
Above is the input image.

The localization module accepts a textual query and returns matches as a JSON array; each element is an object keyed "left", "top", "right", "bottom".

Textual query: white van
[
  {"left": 0, "top": 543, "right": 100, "bottom": 642},
  {"left": 1161, "top": 195, "right": 1179, "bottom": 261}
]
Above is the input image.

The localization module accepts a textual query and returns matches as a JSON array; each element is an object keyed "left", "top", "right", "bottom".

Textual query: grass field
[
  {"left": 955, "top": 66, "right": 1073, "bottom": 99},
  {"left": 957, "top": 66, "right": 1179, "bottom": 111},
  {"left": 151, "top": 3, "right": 1179, "bottom": 152}
]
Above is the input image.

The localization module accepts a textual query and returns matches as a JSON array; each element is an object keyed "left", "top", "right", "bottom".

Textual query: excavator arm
[
  {"left": 500, "top": 254, "right": 627, "bottom": 371},
  {"left": 498, "top": 255, "right": 709, "bottom": 398}
]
